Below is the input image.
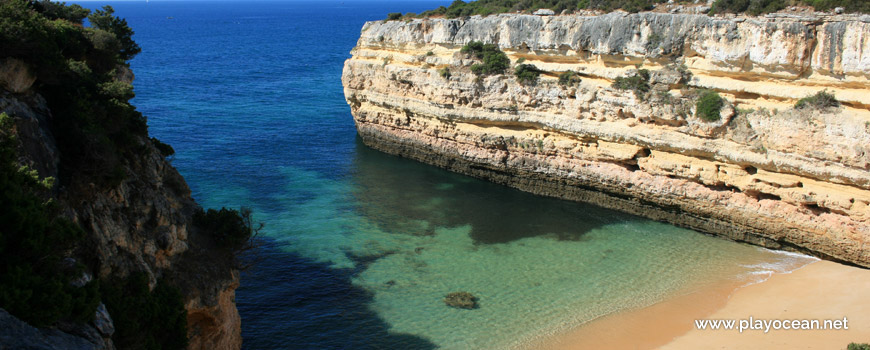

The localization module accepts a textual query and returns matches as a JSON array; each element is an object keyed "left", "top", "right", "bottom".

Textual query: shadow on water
[
  {"left": 349, "top": 138, "right": 640, "bottom": 244},
  {"left": 237, "top": 239, "right": 436, "bottom": 350}
]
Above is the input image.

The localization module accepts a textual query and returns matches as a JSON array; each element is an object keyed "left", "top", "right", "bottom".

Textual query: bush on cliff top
[
  {"left": 407, "top": 0, "right": 869, "bottom": 18},
  {"left": 413, "top": 0, "right": 666, "bottom": 17}
]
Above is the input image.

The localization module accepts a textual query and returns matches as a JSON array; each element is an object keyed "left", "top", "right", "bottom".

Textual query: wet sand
[{"left": 527, "top": 260, "right": 870, "bottom": 350}]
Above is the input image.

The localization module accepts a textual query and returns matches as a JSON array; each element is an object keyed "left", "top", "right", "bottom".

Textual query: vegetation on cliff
[
  {"left": 612, "top": 69, "right": 651, "bottom": 99},
  {"left": 194, "top": 207, "right": 261, "bottom": 266},
  {"left": 558, "top": 71, "right": 581, "bottom": 86},
  {"left": 795, "top": 90, "right": 839, "bottom": 110},
  {"left": 389, "top": 0, "right": 868, "bottom": 19},
  {"left": 0, "top": 113, "right": 100, "bottom": 328},
  {"left": 695, "top": 90, "right": 724, "bottom": 121},
  {"left": 462, "top": 41, "right": 510, "bottom": 75},
  {"left": 100, "top": 273, "right": 188, "bottom": 350},
  {"left": 415, "top": 0, "right": 666, "bottom": 17},
  {"left": 0, "top": 0, "right": 156, "bottom": 188},
  {"left": 1, "top": 1, "right": 253, "bottom": 347},
  {"left": 514, "top": 64, "right": 542, "bottom": 85},
  {"left": 711, "top": 0, "right": 870, "bottom": 15}
]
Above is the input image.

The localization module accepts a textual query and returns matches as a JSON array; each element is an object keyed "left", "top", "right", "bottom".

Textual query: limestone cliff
[
  {"left": 342, "top": 11, "right": 870, "bottom": 267},
  {"left": 0, "top": 58, "right": 241, "bottom": 349}
]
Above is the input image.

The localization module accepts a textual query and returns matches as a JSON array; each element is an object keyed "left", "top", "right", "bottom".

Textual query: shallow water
[{"left": 76, "top": 1, "right": 817, "bottom": 348}]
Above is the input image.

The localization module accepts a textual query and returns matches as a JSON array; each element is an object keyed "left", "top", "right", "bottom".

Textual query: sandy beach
[{"left": 527, "top": 260, "right": 870, "bottom": 350}]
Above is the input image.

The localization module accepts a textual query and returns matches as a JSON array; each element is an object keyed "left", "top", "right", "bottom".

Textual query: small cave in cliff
[
  {"left": 743, "top": 165, "right": 758, "bottom": 175},
  {"left": 802, "top": 203, "right": 832, "bottom": 216}
]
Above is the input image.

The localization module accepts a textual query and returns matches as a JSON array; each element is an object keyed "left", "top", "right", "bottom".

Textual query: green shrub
[
  {"left": 848, "top": 343, "right": 870, "bottom": 350},
  {"left": 101, "top": 273, "right": 188, "bottom": 350},
  {"left": 31, "top": 0, "right": 89, "bottom": 23},
  {"left": 426, "top": 51, "right": 434, "bottom": 56},
  {"left": 151, "top": 137, "right": 175, "bottom": 157},
  {"left": 795, "top": 90, "right": 839, "bottom": 110},
  {"left": 193, "top": 207, "right": 256, "bottom": 251},
  {"left": 439, "top": 67, "right": 451, "bottom": 79},
  {"left": 802, "top": 0, "right": 870, "bottom": 13},
  {"left": 386, "top": 12, "right": 402, "bottom": 20},
  {"left": 462, "top": 41, "right": 509, "bottom": 75},
  {"left": 696, "top": 90, "right": 724, "bottom": 121},
  {"left": 514, "top": 64, "right": 541, "bottom": 85},
  {"left": 613, "top": 69, "right": 650, "bottom": 98},
  {"left": 558, "top": 71, "right": 581, "bottom": 86},
  {"left": 710, "top": 0, "right": 785, "bottom": 15},
  {"left": 88, "top": 6, "right": 141, "bottom": 61},
  {"left": 0, "top": 113, "right": 100, "bottom": 327},
  {"left": 710, "top": 0, "right": 870, "bottom": 14},
  {"left": 416, "top": 0, "right": 868, "bottom": 16}
]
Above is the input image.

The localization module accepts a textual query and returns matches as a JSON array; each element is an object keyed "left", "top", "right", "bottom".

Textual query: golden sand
[{"left": 527, "top": 260, "right": 870, "bottom": 350}]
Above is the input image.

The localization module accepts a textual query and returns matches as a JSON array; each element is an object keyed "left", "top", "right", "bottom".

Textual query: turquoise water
[{"left": 80, "top": 1, "right": 816, "bottom": 348}]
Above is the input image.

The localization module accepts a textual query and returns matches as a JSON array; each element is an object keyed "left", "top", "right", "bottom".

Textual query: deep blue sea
[{"left": 71, "top": 2, "right": 814, "bottom": 348}]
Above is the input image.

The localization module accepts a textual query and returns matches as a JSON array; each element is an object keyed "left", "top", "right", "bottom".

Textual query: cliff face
[
  {"left": 0, "top": 60, "right": 240, "bottom": 349},
  {"left": 342, "top": 12, "right": 870, "bottom": 266}
]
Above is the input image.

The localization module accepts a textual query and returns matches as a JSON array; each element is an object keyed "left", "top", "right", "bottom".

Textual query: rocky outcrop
[
  {"left": 0, "top": 61, "right": 241, "bottom": 348},
  {"left": 0, "top": 58, "right": 36, "bottom": 94},
  {"left": 343, "top": 12, "right": 870, "bottom": 267},
  {"left": 0, "top": 309, "right": 103, "bottom": 350},
  {"left": 444, "top": 292, "right": 479, "bottom": 309}
]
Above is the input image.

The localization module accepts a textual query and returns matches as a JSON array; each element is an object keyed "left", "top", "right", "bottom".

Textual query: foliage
[
  {"left": 709, "top": 0, "right": 785, "bottom": 15},
  {"left": 1, "top": 0, "right": 152, "bottom": 188},
  {"left": 193, "top": 207, "right": 258, "bottom": 251},
  {"left": 710, "top": 0, "right": 869, "bottom": 14},
  {"left": 848, "top": 344, "right": 870, "bottom": 350},
  {"left": 413, "top": 0, "right": 868, "bottom": 17},
  {"left": 87, "top": 6, "right": 140, "bottom": 61},
  {"left": 439, "top": 67, "right": 451, "bottom": 79},
  {"left": 0, "top": 113, "right": 100, "bottom": 327},
  {"left": 30, "top": 0, "right": 89, "bottom": 23},
  {"left": 612, "top": 69, "right": 650, "bottom": 98},
  {"left": 695, "top": 90, "right": 724, "bottom": 121},
  {"left": 462, "top": 41, "right": 510, "bottom": 75},
  {"left": 386, "top": 12, "right": 402, "bottom": 20},
  {"left": 151, "top": 137, "right": 175, "bottom": 157},
  {"left": 558, "top": 71, "right": 581, "bottom": 86},
  {"left": 100, "top": 273, "right": 188, "bottom": 350},
  {"left": 417, "top": 0, "right": 667, "bottom": 17},
  {"left": 800, "top": 0, "right": 870, "bottom": 13},
  {"left": 795, "top": 90, "right": 839, "bottom": 110},
  {"left": 514, "top": 64, "right": 541, "bottom": 85}
]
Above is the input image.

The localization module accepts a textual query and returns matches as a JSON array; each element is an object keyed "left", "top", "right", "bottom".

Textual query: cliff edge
[
  {"left": 343, "top": 11, "right": 870, "bottom": 266},
  {"left": 0, "top": 2, "right": 241, "bottom": 349}
]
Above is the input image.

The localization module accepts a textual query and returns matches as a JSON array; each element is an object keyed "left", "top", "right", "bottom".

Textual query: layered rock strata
[{"left": 342, "top": 12, "right": 870, "bottom": 267}]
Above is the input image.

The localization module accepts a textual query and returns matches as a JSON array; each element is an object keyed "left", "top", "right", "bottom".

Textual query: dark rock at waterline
[{"left": 444, "top": 292, "right": 478, "bottom": 309}]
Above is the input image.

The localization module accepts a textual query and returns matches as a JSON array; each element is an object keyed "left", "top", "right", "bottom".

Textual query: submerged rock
[{"left": 444, "top": 292, "right": 479, "bottom": 309}]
